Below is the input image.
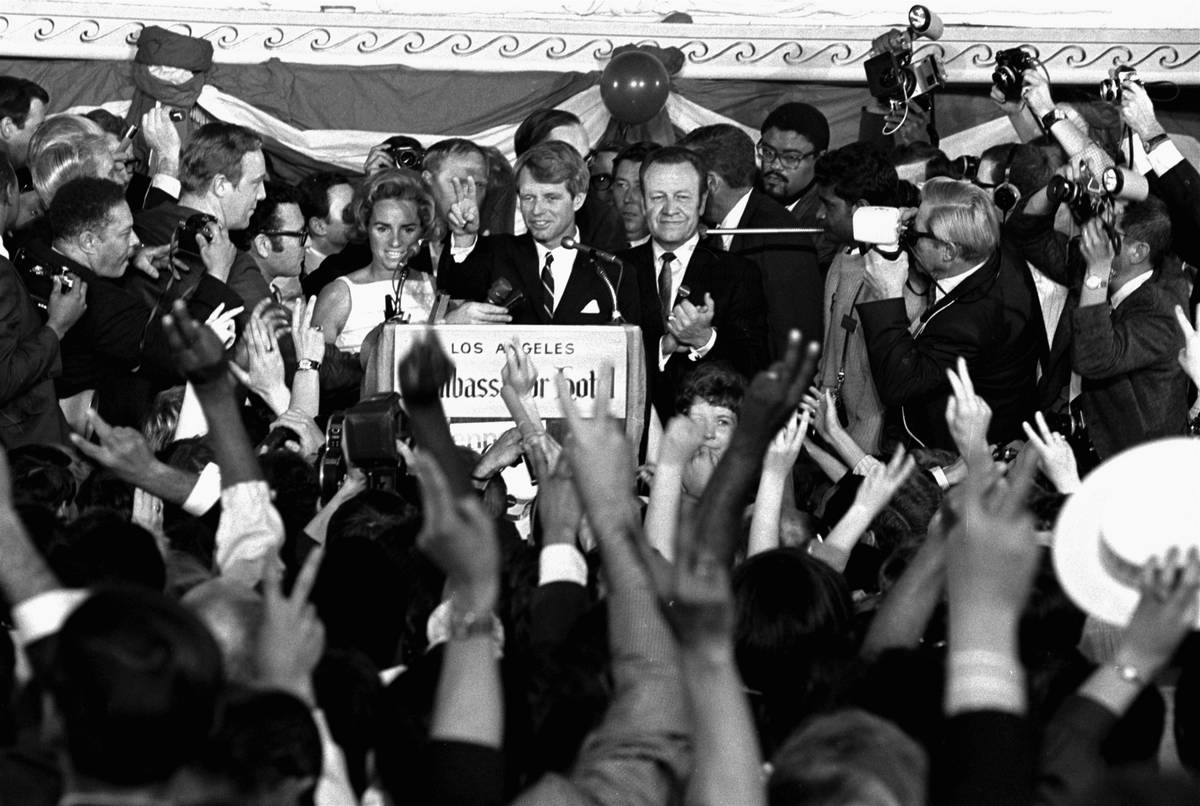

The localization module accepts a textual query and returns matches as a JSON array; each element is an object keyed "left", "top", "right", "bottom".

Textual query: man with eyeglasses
[
  {"left": 231, "top": 182, "right": 309, "bottom": 310},
  {"left": 679, "top": 123, "right": 823, "bottom": 359},
  {"left": 757, "top": 102, "right": 829, "bottom": 226},
  {"left": 855, "top": 178, "right": 1043, "bottom": 451}
]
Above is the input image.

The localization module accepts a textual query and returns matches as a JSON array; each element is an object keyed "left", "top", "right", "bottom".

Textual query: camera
[
  {"left": 864, "top": 5, "right": 947, "bottom": 106},
  {"left": 950, "top": 154, "right": 980, "bottom": 181},
  {"left": 317, "top": 392, "right": 411, "bottom": 503},
  {"left": 1046, "top": 175, "right": 1090, "bottom": 206},
  {"left": 1099, "top": 65, "right": 1141, "bottom": 103},
  {"left": 1100, "top": 166, "right": 1149, "bottom": 202},
  {"left": 11, "top": 249, "right": 76, "bottom": 314},
  {"left": 168, "top": 108, "right": 186, "bottom": 122},
  {"left": 852, "top": 206, "right": 906, "bottom": 247},
  {"left": 173, "top": 213, "right": 217, "bottom": 257},
  {"left": 386, "top": 145, "right": 423, "bottom": 169},
  {"left": 992, "top": 47, "right": 1038, "bottom": 102}
]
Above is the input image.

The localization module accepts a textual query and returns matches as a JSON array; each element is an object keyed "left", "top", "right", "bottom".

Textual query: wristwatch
[
  {"left": 1143, "top": 132, "right": 1170, "bottom": 153},
  {"left": 296, "top": 358, "right": 321, "bottom": 372},
  {"left": 1040, "top": 108, "right": 1068, "bottom": 133},
  {"left": 1084, "top": 274, "right": 1108, "bottom": 291}
]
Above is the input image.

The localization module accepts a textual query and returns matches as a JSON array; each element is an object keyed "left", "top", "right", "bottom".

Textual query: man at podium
[{"left": 453, "top": 141, "right": 640, "bottom": 327}]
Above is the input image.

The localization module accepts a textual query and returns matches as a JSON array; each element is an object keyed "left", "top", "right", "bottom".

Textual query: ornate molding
[{"left": 3, "top": 3, "right": 1198, "bottom": 83}]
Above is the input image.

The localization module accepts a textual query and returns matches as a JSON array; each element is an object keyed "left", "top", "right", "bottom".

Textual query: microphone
[
  {"left": 486, "top": 277, "right": 514, "bottom": 306},
  {"left": 561, "top": 236, "right": 621, "bottom": 265},
  {"left": 560, "top": 237, "right": 625, "bottom": 324}
]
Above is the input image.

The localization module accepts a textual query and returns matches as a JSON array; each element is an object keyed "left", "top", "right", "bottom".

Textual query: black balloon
[{"left": 600, "top": 51, "right": 670, "bottom": 124}]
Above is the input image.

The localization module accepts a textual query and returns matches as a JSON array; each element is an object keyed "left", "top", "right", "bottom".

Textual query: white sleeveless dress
[{"left": 333, "top": 272, "right": 437, "bottom": 353}]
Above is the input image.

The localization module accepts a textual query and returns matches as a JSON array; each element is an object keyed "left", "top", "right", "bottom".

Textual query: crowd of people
[{"left": 3, "top": 24, "right": 1200, "bottom": 805}]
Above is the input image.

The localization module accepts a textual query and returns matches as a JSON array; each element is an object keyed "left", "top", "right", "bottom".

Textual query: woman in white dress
[{"left": 312, "top": 169, "right": 438, "bottom": 354}]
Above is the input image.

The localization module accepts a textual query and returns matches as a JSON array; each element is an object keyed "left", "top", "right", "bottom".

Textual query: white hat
[{"left": 1052, "top": 437, "right": 1200, "bottom": 627}]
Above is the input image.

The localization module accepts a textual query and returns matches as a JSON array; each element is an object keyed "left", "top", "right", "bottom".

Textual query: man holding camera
[
  {"left": 857, "top": 178, "right": 1042, "bottom": 451},
  {"left": 21, "top": 176, "right": 235, "bottom": 427},
  {"left": 131, "top": 122, "right": 266, "bottom": 315}
]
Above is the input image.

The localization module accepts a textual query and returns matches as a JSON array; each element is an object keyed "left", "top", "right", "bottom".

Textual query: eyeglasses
[
  {"left": 263, "top": 229, "right": 309, "bottom": 246},
  {"left": 756, "top": 141, "right": 817, "bottom": 171},
  {"left": 905, "top": 227, "right": 942, "bottom": 245},
  {"left": 590, "top": 173, "right": 613, "bottom": 192}
]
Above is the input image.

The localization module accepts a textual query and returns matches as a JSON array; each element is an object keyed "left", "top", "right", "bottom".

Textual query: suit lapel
[
  {"left": 555, "top": 253, "right": 600, "bottom": 321},
  {"left": 920, "top": 251, "right": 1001, "bottom": 323},
  {"left": 680, "top": 246, "right": 715, "bottom": 307}
]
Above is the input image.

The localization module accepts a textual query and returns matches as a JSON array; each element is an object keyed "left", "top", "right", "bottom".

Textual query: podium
[{"left": 367, "top": 324, "right": 647, "bottom": 454}]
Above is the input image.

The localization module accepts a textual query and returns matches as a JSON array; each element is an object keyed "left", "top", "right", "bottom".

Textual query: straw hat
[{"left": 1052, "top": 437, "right": 1200, "bottom": 627}]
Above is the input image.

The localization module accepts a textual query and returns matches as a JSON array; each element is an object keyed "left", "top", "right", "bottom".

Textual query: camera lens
[{"left": 1098, "top": 79, "right": 1120, "bottom": 103}]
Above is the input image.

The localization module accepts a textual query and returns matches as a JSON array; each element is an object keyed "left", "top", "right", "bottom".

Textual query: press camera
[{"left": 864, "top": 5, "right": 947, "bottom": 106}]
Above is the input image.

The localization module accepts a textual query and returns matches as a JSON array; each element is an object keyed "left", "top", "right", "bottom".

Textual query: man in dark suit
[
  {"left": 456, "top": 140, "right": 637, "bottom": 326},
  {"left": 1072, "top": 199, "right": 1188, "bottom": 461},
  {"left": 0, "top": 155, "right": 85, "bottom": 448},
  {"left": 857, "top": 178, "right": 1043, "bottom": 451},
  {"left": 621, "top": 146, "right": 768, "bottom": 421},
  {"left": 679, "top": 123, "right": 822, "bottom": 357}
]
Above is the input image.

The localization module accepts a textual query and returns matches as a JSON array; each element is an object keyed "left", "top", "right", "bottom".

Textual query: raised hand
[
  {"left": 291, "top": 295, "right": 326, "bottom": 364},
  {"left": 1022, "top": 412, "right": 1082, "bottom": 494},
  {"left": 69, "top": 409, "right": 159, "bottom": 487},
  {"left": 446, "top": 176, "right": 481, "bottom": 238},
  {"left": 658, "top": 415, "right": 706, "bottom": 469},
  {"left": 398, "top": 329, "right": 454, "bottom": 404},
  {"left": 945, "top": 356, "right": 992, "bottom": 462},
  {"left": 641, "top": 514, "right": 734, "bottom": 652},
  {"left": 204, "top": 301, "right": 244, "bottom": 350},
  {"left": 198, "top": 220, "right": 237, "bottom": 283},
  {"left": 800, "top": 385, "right": 840, "bottom": 442},
  {"left": 1079, "top": 218, "right": 1115, "bottom": 277},
  {"left": 1119, "top": 80, "right": 1165, "bottom": 141},
  {"left": 740, "top": 329, "right": 822, "bottom": 442},
  {"left": 500, "top": 338, "right": 538, "bottom": 397},
  {"left": 412, "top": 450, "right": 500, "bottom": 613},
  {"left": 164, "top": 299, "right": 232, "bottom": 388},
  {"left": 854, "top": 444, "right": 917, "bottom": 514},
  {"left": 230, "top": 300, "right": 289, "bottom": 412},
  {"left": 257, "top": 546, "right": 325, "bottom": 704},
  {"left": 537, "top": 450, "right": 584, "bottom": 546},
  {"left": 268, "top": 409, "right": 325, "bottom": 461},
  {"left": 140, "top": 107, "right": 182, "bottom": 174},
  {"left": 764, "top": 410, "right": 809, "bottom": 477},
  {"left": 1115, "top": 548, "right": 1200, "bottom": 678},
  {"left": 1174, "top": 304, "right": 1200, "bottom": 387},
  {"left": 473, "top": 426, "right": 524, "bottom": 482},
  {"left": 45, "top": 273, "right": 88, "bottom": 339},
  {"left": 1020, "top": 67, "right": 1055, "bottom": 117},
  {"left": 363, "top": 144, "right": 396, "bottom": 175}
]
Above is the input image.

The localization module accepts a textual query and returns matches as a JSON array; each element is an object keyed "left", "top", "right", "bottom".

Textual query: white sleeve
[
  {"left": 214, "top": 480, "right": 285, "bottom": 587},
  {"left": 312, "top": 708, "right": 360, "bottom": 806},
  {"left": 182, "top": 462, "right": 222, "bottom": 516},
  {"left": 1147, "top": 139, "right": 1184, "bottom": 177},
  {"left": 150, "top": 173, "right": 181, "bottom": 200},
  {"left": 539, "top": 544, "right": 587, "bottom": 586},
  {"left": 12, "top": 589, "right": 89, "bottom": 646}
]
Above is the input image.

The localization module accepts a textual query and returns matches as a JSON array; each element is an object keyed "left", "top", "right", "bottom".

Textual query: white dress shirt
[
  {"left": 533, "top": 230, "right": 581, "bottom": 314},
  {"left": 718, "top": 190, "right": 753, "bottom": 251},
  {"left": 651, "top": 233, "right": 717, "bottom": 366}
]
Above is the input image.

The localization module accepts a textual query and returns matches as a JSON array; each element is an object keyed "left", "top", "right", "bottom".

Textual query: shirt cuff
[
  {"left": 12, "top": 589, "right": 89, "bottom": 646},
  {"left": 945, "top": 649, "right": 1027, "bottom": 715},
  {"left": 450, "top": 237, "right": 477, "bottom": 262},
  {"left": 539, "top": 544, "right": 587, "bottom": 586},
  {"left": 1147, "top": 139, "right": 1184, "bottom": 177},
  {"left": 688, "top": 327, "right": 718, "bottom": 361},
  {"left": 852, "top": 455, "right": 885, "bottom": 476},
  {"left": 150, "top": 173, "right": 181, "bottom": 199},
  {"left": 183, "top": 462, "right": 222, "bottom": 516},
  {"left": 426, "top": 599, "right": 506, "bottom": 654},
  {"left": 658, "top": 336, "right": 673, "bottom": 371},
  {"left": 214, "top": 480, "right": 285, "bottom": 587}
]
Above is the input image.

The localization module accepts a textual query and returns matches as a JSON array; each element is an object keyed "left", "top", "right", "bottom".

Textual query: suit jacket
[
  {"left": 18, "top": 238, "right": 231, "bottom": 427},
  {"left": 728, "top": 189, "right": 824, "bottom": 357},
  {"left": 857, "top": 248, "right": 1044, "bottom": 451},
  {"left": 461, "top": 233, "right": 640, "bottom": 327},
  {"left": 1072, "top": 267, "right": 1189, "bottom": 460},
  {"left": 0, "top": 256, "right": 70, "bottom": 449},
  {"left": 622, "top": 240, "right": 768, "bottom": 419}
]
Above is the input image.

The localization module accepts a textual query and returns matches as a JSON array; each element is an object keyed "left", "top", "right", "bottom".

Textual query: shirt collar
[
  {"left": 533, "top": 228, "right": 580, "bottom": 266},
  {"left": 719, "top": 189, "right": 753, "bottom": 231},
  {"left": 652, "top": 232, "right": 700, "bottom": 268},
  {"left": 934, "top": 258, "right": 988, "bottom": 302},
  {"left": 0, "top": 236, "right": 8, "bottom": 260},
  {"left": 1110, "top": 269, "right": 1153, "bottom": 309}
]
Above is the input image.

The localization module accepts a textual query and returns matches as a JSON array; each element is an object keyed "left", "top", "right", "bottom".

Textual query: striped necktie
[{"left": 540, "top": 252, "right": 555, "bottom": 320}]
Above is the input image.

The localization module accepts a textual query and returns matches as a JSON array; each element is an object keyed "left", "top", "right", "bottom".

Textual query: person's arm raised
[
  {"left": 644, "top": 416, "right": 705, "bottom": 563},
  {"left": 748, "top": 411, "right": 808, "bottom": 558},
  {"left": 695, "top": 329, "right": 820, "bottom": 566}
]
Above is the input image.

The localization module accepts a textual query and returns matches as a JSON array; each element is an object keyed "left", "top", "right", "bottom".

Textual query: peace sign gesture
[
  {"left": 256, "top": 546, "right": 325, "bottom": 704},
  {"left": 446, "top": 175, "right": 481, "bottom": 238}
]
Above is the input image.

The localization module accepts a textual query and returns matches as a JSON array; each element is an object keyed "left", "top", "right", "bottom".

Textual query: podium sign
[{"left": 372, "top": 324, "right": 646, "bottom": 443}]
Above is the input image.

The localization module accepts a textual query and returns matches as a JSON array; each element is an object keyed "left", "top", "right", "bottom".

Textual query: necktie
[
  {"left": 658, "top": 252, "right": 676, "bottom": 325},
  {"left": 541, "top": 252, "right": 555, "bottom": 320}
]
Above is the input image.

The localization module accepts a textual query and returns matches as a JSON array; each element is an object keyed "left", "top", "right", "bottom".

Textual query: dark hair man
[
  {"left": 612, "top": 141, "right": 660, "bottom": 248},
  {"left": 758, "top": 102, "right": 829, "bottom": 220},
  {"left": 679, "top": 123, "right": 823, "bottom": 359},
  {"left": 131, "top": 122, "right": 265, "bottom": 311},
  {"left": 0, "top": 76, "right": 50, "bottom": 169},
  {"left": 812, "top": 142, "right": 926, "bottom": 454},
  {"left": 23, "top": 176, "right": 232, "bottom": 426},
  {"left": 1071, "top": 197, "right": 1188, "bottom": 460},
  {"left": 856, "top": 178, "right": 1044, "bottom": 450},
  {"left": 296, "top": 171, "right": 356, "bottom": 276},
  {"left": 621, "top": 146, "right": 767, "bottom": 420},
  {"left": 236, "top": 182, "right": 308, "bottom": 309},
  {"left": 0, "top": 153, "right": 85, "bottom": 448},
  {"left": 456, "top": 140, "right": 637, "bottom": 326}
]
